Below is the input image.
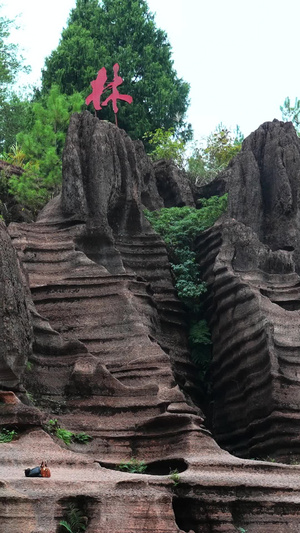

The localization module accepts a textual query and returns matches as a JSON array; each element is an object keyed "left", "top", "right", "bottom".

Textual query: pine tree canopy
[{"left": 41, "top": 0, "right": 192, "bottom": 141}]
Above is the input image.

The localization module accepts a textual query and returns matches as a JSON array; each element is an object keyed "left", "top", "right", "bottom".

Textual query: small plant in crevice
[
  {"left": 25, "top": 391, "right": 35, "bottom": 405},
  {"left": 56, "top": 427, "right": 74, "bottom": 446},
  {"left": 235, "top": 527, "right": 247, "bottom": 533},
  {"left": 72, "top": 432, "right": 93, "bottom": 444},
  {"left": 44, "top": 419, "right": 92, "bottom": 446},
  {"left": 0, "top": 427, "right": 17, "bottom": 443},
  {"left": 26, "top": 361, "right": 33, "bottom": 371},
  {"left": 254, "top": 456, "right": 277, "bottom": 463},
  {"left": 188, "top": 318, "right": 213, "bottom": 400},
  {"left": 44, "top": 418, "right": 60, "bottom": 434},
  {"left": 169, "top": 468, "right": 180, "bottom": 486},
  {"left": 265, "top": 456, "right": 277, "bottom": 463},
  {"left": 59, "top": 502, "right": 88, "bottom": 533},
  {"left": 288, "top": 456, "right": 300, "bottom": 465},
  {"left": 117, "top": 458, "right": 147, "bottom": 474}
]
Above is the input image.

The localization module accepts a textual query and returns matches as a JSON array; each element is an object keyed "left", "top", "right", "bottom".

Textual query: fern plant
[{"left": 59, "top": 503, "right": 87, "bottom": 533}]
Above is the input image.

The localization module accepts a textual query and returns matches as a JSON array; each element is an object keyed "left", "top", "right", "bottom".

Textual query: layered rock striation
[
  {"left": 197, "top": 119, "right": 300, "bottom": 459},
  {"left": 2, "top": 115, "right": 300, "bottom": 532},
  {"left": 8, "top": 112, "right": 202, "bottom": 462},
  {"left": 0, "top": 220, "right": 32, "bottom": 390}
]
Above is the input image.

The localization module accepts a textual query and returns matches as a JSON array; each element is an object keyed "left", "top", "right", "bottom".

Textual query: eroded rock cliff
[
  {"left": 0, "top": 219, "right": 32, "bottom": 390},
  {"left": 197, "top": 119, "right": 300, "bottom": 460},
  {"left": 1, "top": 115, "right": 300, "bottom": 532}
]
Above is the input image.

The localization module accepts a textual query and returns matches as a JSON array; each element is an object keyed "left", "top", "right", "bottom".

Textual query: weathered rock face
[
  {"left": 8, "top": 114, "right": 202, "bottom": 464},
  {"left": 227, "top": 120, "right": 300, "bottom": 256},
  {"left": 2, "top": 116, "right": 300, "bottom": 532},
  {"left": 61, "top": 113, "right": 194, "bottom": 225},
  {"left": 153, "top": 159, "right": 195, "bottom": 208},
  {"left": 197, "top": 120, "right": 300, "bottom": 460},
  {"left": 61, "top": 112, "right": 162, "bottom": 237},
  {"left": 0, "top": 220, "right": 32, "bottom": 389}
]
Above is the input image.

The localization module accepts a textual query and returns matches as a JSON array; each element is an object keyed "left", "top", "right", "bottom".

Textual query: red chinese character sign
[{"left": 85, "top": 63, "right": 133, "bottom": 126}]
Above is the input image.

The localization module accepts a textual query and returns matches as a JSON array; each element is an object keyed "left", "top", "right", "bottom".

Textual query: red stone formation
[
  {"left": 197, "top": 120, "right": 300, "bottom": 460},
  {"left": 0, "top": 219, "right": 32, "bottom": 390},
  {"left": 1, "top": 115, "right": 300, "bottom": 532}
]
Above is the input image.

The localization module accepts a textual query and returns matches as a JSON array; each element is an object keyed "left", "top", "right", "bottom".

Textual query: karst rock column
[{"left": 197, "top": 120, "right": 300, "bottom": 460}]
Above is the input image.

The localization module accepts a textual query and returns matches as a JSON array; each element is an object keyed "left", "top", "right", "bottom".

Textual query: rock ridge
[
  {"left": 1, "top": 116, "right": 300, "bottom": 531},
  {"left": 197, "top": 119, "right": 300, "bottom": 460}
]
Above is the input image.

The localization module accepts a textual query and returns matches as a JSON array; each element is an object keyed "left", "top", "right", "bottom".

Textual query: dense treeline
[{"left": 0, "top": 0, "right": 246, "bottom": 218}]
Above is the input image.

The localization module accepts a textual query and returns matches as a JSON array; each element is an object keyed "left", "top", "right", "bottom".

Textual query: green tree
[
  {"left": 0, "top": 94, "right": 33, "bottom": 152},
  {"left": 41, "top": 0, "right": 192, "bottom": 142},
  {"left": 187, "top": 124, "right": 244, "bottom": 184},
  {"left": 280, "top": 97, "right": 300, "bottom": 133},
  {"left": 145, "top": 127, "right": 186, "bottom": 168},
  {"left": 7, "top": 85, "right": 83, "bottom": 214},
  {"left": 0, "top": 10, "right": 30, "bottom": 151},
  {"left": 0, "top": 12, "right": 28, "bottom": 98}
]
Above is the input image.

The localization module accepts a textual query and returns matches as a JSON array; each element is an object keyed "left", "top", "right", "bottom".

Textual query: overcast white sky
[{"left": 2, "top": 0, "right": 300, "bottom": 142}]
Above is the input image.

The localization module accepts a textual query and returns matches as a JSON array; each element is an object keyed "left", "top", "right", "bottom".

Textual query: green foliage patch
[
  {"left": 187, "top": 124, "right": 243, "bottom": 184},
  {"left": 72, "top": 432, "right": 93, "bottom": 444},
  {"left": 0, "top": 13, "right": 30, "bottom": 152},
  {"left": 117, "top": 458, "right": 147, "bottom": 474},
  {"left": 0, "top": 427, "right": 17, "bottom": 443},
  {"left": 189, "top": 319, "right": 212, "bottom": 382},
  {"left": 169, "top": 468, "right": 180, "bottom": 486},
  {"left": 5, "top": 85, "right": 83, "bottom": 215},
  {"left": 145, "top": 196, "right": 227, "bottom": 250},
  {"left": 145, "top": 195, "right": 227, "bottom": 397},
  {"left": 44, "top": 419, "right": 92, "bottom": 446},
  {"left": 145, "top": 195, "right": 227, "bottom": 307},
  {"left": 144, "top": 127, "right": 186, "bottom": 168},
  {"left": 281, "top": 96, "right": 300, "bottom": 133}
]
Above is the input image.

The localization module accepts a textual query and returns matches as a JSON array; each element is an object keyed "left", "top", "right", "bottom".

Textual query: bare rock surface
[
  {"left": 197, "top": 120, "right": 300, "bottom": 461},
  {"left": 2, "top": 116, "right": 300, "bottom": 531},
  {"left": 0, "top": 220, "right": 32, "bottom": 390},
  {"left": 153, "top": 159, "right": 195, "bottom": 208},
  {"left": 2, "top": 429, "right": 300, "bottom": 532}
]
